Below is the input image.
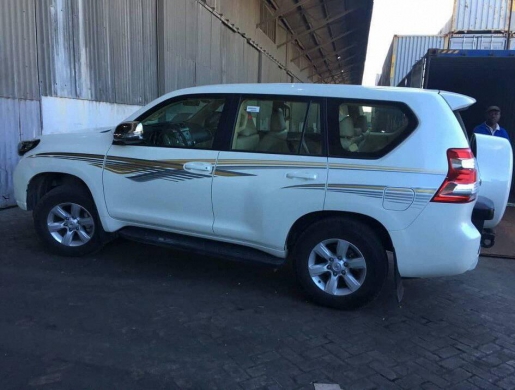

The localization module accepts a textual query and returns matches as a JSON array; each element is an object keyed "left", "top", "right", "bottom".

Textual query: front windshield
[{"left": 142, "top": 99, "right": 209, "bottom": 125}]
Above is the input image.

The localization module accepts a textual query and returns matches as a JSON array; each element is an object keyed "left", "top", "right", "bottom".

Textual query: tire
[
  {"left": 33, "top": 185, "right": 106, "bottom": 257},
  {"left": 292, "top": 217, "right": 388, "bottom": 309}
]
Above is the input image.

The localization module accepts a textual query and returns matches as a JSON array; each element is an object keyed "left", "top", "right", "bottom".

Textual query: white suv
[{"left": 13, "top": 84, "right": 513, "bottom": 309}]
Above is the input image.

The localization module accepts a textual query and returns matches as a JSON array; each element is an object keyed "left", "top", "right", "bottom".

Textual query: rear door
[{"left": 211, "top": 94, "right": 328, "bottom": 253}]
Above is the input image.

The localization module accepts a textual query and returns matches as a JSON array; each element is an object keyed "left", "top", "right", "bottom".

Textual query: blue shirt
[{"left": 473, "top": 122, "right": 510, "bottom": 141}]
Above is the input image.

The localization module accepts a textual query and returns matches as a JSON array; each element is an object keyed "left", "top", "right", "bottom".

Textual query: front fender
[{"left": 14, "top": 153, "right": 125, "bottom": 233}]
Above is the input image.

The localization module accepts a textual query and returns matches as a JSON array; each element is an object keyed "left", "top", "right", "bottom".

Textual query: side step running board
[{"left": 118, "top": 227, "right": 286, "bottom": 267}]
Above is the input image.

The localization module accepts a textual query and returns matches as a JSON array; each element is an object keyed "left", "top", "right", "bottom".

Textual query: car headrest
[
  {"left": 270, "top": 108, "right": 287, "bottom": 132},
  {"left": 236, "top": 110, "right": 248, "bottom": 133},
  {"left": 339, "top": 116, "right": 355, "bottom": 137}
]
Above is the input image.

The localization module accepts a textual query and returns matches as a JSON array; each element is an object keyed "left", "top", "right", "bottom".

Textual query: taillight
[{"left": 431, "top": 148, "right": 478, "bottom": 203}]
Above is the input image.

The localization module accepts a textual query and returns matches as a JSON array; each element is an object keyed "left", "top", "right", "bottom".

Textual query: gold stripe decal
[
  {"left": 328, "top": 163, "right": 444, "bottom": 175},
  {"left": 31, "top": 153, "right": 259, "bottom": 182}
]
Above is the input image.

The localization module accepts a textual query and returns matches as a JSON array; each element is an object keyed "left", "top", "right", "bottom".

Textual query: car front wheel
[
  {"left": 33, "top": 185, "right": 106, "bottom": 256},
  {"left": 293, "top": 217, "right": 388, "bottom": 309}
]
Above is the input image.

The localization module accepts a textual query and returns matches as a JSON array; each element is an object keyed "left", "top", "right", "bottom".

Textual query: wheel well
[
  {"left": 26, "top": 173, "right": 92, "bottom": 210},
  {"left": 286, "top": 211, "right": 393, "bottom": 252}
]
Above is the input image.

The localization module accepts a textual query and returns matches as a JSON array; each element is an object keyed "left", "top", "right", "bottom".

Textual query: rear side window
[
  {"left": 328, "top": 99, "right": 418, "bottom": 158},
  {"left": 230, "top": 96, "right": 323, "bottom": 156}
]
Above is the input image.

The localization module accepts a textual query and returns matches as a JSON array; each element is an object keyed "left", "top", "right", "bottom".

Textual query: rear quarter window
[
  {"left": 327, "top": 98, "right": 418, "bottom": 159},
  {"left": 454, "top": 110, "right": 471, "bottom": 142}
]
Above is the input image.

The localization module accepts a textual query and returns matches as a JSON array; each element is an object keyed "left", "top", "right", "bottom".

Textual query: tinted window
[
  {"left": 137, "top": 97, "right": 225, "bottom": 149},
  {"left": 231, "top": 97, "right": 323, "bottom": 156},
  {"left": 328, "top": 99, "right": 417, "bottom": 158}
]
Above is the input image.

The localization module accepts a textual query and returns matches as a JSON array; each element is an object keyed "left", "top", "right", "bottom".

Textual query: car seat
[
  {"left": 232, "top": 110, "right": 259, "bottom": 151},
  {"left": 257, "top": 107, "right": 289, "bottom": 153},
  {"left": 340, "top": 116, "right": 358, "bottom": 152},
  {"left": 354, "top": 115, "right": 368, "bottom": 136}
]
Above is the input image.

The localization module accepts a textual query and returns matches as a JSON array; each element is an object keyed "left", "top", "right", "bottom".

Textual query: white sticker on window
[{"left": 246, "top": 106, "right": 260, "bottom": 113}]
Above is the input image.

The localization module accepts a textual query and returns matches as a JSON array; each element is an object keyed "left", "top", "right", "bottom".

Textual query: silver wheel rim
[
  {"left": 46, "top": 203, "right": 95, "bottom": 247},
  {"left": 308, "top": 238, "right": 367, "bottom": 296}
]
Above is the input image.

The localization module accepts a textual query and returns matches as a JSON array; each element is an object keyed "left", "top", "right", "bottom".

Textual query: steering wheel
[{"left": 205, "top": 112, "right": 222, "bottom": 131}]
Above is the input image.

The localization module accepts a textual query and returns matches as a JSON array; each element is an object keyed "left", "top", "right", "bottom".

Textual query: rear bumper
[{"left": 391, "top": 202, "right": 480, "bottom": 278}]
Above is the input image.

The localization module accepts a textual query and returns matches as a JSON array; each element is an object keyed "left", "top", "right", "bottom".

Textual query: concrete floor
[{"left": 1, "top": 207, "right": 515, "bottom": 390}]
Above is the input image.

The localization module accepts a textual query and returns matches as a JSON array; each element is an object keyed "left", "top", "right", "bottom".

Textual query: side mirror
[{"left": 113, "top": 121, "right": 144, "bottom": 145}]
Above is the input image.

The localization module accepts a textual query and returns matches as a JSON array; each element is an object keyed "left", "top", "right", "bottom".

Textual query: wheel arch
[
  {"left": 286, "top": 211, "right": 393, "bottom": 253},
  {"left": 27, "top": 173, "right": 94, "bottom": 211}
]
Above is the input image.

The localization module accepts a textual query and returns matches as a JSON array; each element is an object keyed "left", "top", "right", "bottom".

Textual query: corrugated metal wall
[
  {"left": 200, "top": 0, "right": 297, "bottom": 83},
  {"left": 3, "top": 0, "right": 301, "bottom": 107},
  {"left": 37, "top": 0, "right": 158, "bottom": 105},
  {"left": 196, "top": 3, "right": 222, "bottom": 86},
  {"left": 0, "top": 0, "right": 42, "bottom": 207},
  {"left": 392, "top": 36, "right": 446, "bottom": 87},
  {"left": 452, "top": 0, "right": 512, "bottom": 32},
  {"left": 261, "top": 55, "right": 290, "bottom": 83},
  {"left": 1, "top": 0, "right": 301, "bottom": 207},
  {"left": 158, "top": 0, "right": 283, "bottom": 94},
  {"left": 0, "top": 0, "right": 39, "bottom": 100},
  {"left": 0, "top": 98, "right": 41, "bottom": 208},
  {"left": 379, "top": 35, "right": 446, "bottom": 86}
]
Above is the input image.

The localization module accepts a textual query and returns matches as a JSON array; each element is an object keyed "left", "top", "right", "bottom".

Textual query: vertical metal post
[
  {"left": 258, "top": 51, "right": 263, "bottom": 83},
  {"left": 156, "top": 0, "right": 165, "bottom": 96}
]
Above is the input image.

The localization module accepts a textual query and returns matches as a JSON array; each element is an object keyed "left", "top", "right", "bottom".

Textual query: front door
[{"left": 103, "top": 95, "right": 228, "bottom": 235}]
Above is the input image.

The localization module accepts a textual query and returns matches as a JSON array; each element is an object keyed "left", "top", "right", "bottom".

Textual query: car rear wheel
[
  {"left": 33, "top": 185, "right": 106, "bottom": 256},
  {"left": 293, "top": 217, "right": 388, "bottom": 309}
]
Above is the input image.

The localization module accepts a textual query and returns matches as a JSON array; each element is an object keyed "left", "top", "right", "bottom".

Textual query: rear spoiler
[{"left": 439, "top": 91, "right": 476, "bottom": 111}]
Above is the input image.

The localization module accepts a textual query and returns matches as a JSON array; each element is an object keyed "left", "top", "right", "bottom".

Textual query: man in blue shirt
[{"left": 473, "top": 106, "right": 510, "bottom": 141}]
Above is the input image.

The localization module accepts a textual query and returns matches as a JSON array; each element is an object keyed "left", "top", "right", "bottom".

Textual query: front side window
[
  {"left": 231, "top": 97, "right": 322, "bottom": 156},
  {"left": 329, "top": 99, "right": 417, "bottom": 158},
  {"left": 137, "top": 97, "right": 225, "bottom": 149}
]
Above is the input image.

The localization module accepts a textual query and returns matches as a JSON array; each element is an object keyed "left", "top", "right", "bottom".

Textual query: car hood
[{"left": 26, "top": 128, "right": 115, "bottom": 159}]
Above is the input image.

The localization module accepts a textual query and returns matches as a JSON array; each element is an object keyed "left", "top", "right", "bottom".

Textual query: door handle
[
  {"left": 183, "top": 162, "right": 213, "bottom": 173},
  {"left": 286, "top": 172, "right": 318, "bottom": 180}
]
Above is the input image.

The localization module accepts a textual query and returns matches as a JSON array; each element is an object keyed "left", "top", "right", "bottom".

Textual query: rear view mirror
[
  {"left": 183, "top": 99, "right": 200, "bottom": 106},
  {"left": 113, "top": 121, "right": 144, "bottom": 145}
]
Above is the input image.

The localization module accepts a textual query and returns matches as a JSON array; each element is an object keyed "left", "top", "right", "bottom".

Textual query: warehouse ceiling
[{"left": 264, "top": 0, "right": 374, "bottom": 84}]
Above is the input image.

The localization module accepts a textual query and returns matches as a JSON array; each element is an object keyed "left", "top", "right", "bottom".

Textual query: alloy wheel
[
  {"left": 46, "top": 203, "right": 95, "bottom": 247},
  {"left": 308, "top": 238, "right": 367, "bottom": 296}
]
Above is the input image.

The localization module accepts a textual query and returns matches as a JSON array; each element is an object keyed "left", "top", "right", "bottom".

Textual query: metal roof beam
[
  {"left": 301, "top": 53, "right": 351, "bottom": 72},
  {"left": 290, "top": 29, "right": 357, "bottom": 62},
  {"left": 318, "top": 61, "right": 361, "bottom": 79},
  {"left": 319, "top": 0, "right": 337, "bottom": 84},
  {"left": 320, "top": 64, "right": 361, "bottom": 82},
  {"left": 276, "top": 7, "right": 358, "bottom": 48},
  {"left": 300, "top": 44, "right": 358, "bottom": 71},
  {"left": 257, "top": 0, "right": 314, "bottom": 28}
]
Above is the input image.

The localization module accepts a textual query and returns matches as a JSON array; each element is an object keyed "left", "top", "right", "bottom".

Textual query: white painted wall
[
  {"left": 41, "top": 96, "right": 142, "bottom": 134},
  {"left": 1, "top": 97, "right": 41, "bottom": 208}
]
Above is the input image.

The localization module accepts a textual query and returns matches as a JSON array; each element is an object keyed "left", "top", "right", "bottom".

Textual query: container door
[{"left": 449, "top": 35, "right": 475, "bottom": 50}]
